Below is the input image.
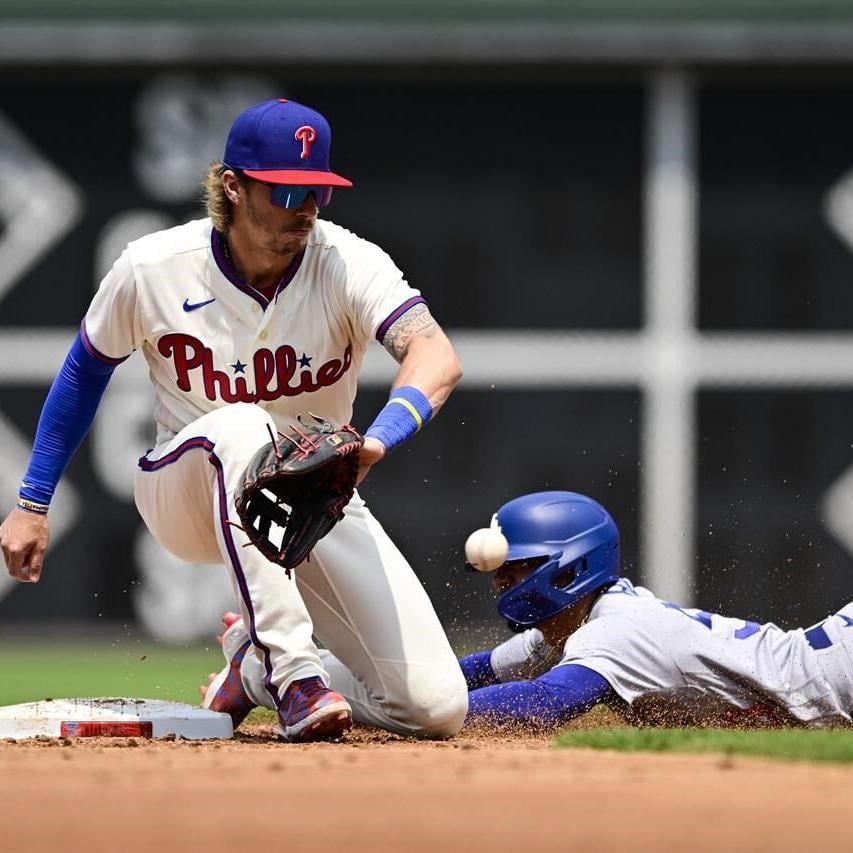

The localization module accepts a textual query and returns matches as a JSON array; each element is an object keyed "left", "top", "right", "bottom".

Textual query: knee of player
[
  {"left": 399, "top": 669, "right": 469, "bottom": 739},
  {"left": 213, "top": 403, "right": 274, "bottom": 448}
]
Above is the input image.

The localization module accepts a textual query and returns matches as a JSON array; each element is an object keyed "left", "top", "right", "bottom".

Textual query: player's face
[
  {"left": 238, "top": 177, "right": 319, "bottom": 255},
  {"left": 491, "top": 560, "right": 539, "bottom": 595}
]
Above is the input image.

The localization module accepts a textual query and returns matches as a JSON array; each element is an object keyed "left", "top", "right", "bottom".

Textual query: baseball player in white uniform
[
  {"left": 0, "top": 98, "right": 468, "bottom": 741},
  {"left": 457, "top": 491, "right": 853, "bottom": 728}
]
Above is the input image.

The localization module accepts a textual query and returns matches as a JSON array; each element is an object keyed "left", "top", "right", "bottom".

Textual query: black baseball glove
[{"left": 235, "top": 414, "right": 364, "bottom": 572}]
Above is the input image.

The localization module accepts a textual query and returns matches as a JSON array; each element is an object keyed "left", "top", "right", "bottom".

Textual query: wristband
[
  {"left": 17, "top": 497, "right": 49, "bottom": 515},
  {"left": 365, "top": 385, "right": 433, "bottom": 453}
]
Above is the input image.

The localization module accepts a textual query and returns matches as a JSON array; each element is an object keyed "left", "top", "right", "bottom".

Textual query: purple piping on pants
[{"left": 138, "top": 437, "right": 282, "bottom": 708}]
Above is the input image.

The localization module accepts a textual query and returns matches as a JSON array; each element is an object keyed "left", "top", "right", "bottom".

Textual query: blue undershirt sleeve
[
  {"left": 459, "top": 650, "right": 501, "bottom": 690},
  {"left": 18, "top": 332, "right": 118, "bottom": 508},
  {"left": 466, "top": 664, "right": 614, "bottom": 727}
]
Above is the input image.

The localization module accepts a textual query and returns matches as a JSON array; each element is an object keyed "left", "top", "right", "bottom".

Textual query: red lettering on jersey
[
  {"left": 253, "top": 348, "right": 278, "bottom": 401},
  {"left": 315, "top": 346, "right": 353, "bottom": 386},
  {"left": 158, "top": 334, "right": 205, "bottom": 392},
  {"left": 232, "top": 375, "right": 254, "bottom": 402},
  {"left": 274, "top": 345, "right": 298, "bottom": 392},
  {"left": 295, "top": 125, "right": 317, "bottom": 160},
  {"left": 205, "top": 354, "right": 244, "bottom": 403},
  {"left": 157, "top": 333, "right": 353, "bottom": 403}
]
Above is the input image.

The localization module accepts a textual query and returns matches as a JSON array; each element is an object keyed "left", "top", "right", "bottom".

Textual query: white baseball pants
[{"left": 134, "top": 402, "right": 467, "bottom": 737}]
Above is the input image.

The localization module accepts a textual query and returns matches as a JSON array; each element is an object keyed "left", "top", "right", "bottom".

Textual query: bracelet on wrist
[{"left": 17, "top": 497, "right": 49, "bottom": 515}]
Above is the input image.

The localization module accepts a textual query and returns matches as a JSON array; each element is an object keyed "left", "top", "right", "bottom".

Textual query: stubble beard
[{"left": 245, "top": 193, "right": 313, "bottom": 257}]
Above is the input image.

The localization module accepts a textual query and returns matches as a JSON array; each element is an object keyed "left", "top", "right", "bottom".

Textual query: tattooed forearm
[{"left": 382, "top": 304, "right": 438, "bottom": 362}]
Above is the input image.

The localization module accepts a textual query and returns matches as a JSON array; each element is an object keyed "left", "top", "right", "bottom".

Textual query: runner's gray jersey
[
  {"left": 489, "top": 578, "right": 852, "bottom": 726},
  {"left": 559, "top": 579, "right": 853, "bottom": 725}
]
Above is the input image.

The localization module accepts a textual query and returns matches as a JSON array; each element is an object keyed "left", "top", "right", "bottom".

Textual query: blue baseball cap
[{"left": 223, "top": 98, "right": 352, "bottom": 188}]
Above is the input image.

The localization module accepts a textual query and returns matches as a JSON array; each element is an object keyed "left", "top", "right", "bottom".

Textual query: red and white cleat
[
  {"left": 277, "top": 676, "right": 352, "bottom": 742},
  {"left": 201, "top": 613, "right": 256, "bottom": 728}
]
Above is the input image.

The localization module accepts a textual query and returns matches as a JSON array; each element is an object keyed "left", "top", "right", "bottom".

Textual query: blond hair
[{"left": 202, "top": 161, "right": 238, "bottom": 233}]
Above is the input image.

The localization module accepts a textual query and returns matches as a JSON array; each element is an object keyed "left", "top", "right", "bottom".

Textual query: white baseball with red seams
[
  {"left": 83, "top": 216, "right": 467, "bottom": 738},
  {"left": 465, "top": 527, "right": 509, "bottom": 572}
]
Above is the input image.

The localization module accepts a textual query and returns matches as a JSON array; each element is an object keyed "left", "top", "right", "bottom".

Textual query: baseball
[{"left": 465, "top": 527, "right": 509, "bottom": 572}]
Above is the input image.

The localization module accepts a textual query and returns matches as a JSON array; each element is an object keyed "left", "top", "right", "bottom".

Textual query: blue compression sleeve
[
  {"left": 466, "top": 664, "right": 614, "bottom": 727},
  {"left": 459, "top": 651, "right": 501, "bottom": 690},
  {"left": 18, "top": 332, "right": 117, "bottom": 509}
]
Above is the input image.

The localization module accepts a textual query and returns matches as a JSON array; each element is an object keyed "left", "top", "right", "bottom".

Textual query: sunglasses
[
  {"left": 271, "top": 184, "right": 334, "bottom": 209},
  {"left": 230, "top": 168, "right": 336, "bottom": 209},
  {"left": 239, "top": 174, "right": 332, "bottom": 209}
]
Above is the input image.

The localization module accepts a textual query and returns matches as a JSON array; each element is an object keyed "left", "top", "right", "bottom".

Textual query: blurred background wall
[{"left": 1, "top": 1, "right": 852, "bottom": 648}]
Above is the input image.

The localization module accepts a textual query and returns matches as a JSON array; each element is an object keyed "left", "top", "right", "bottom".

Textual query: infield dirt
[{"left": 2, "top": 722, "right": 850, "bottom": 852}]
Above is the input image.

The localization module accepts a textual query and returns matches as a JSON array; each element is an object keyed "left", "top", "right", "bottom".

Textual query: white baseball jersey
[
  {"left": 491, "top": 579, "right": 853, "bottom": 727},
  {"left": 114, "top": 216, "right": 466, "bottom": 737},
  {"left": 83, "top": 217, "right": 423, "bottom": 444}
]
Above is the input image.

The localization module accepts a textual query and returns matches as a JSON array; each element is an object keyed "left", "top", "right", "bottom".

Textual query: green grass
[
  {"left": 246, "top": 707, "right": 276, "bottom": 725},
  {"left": 555, "top": 727, "right": 853, "bottom": 764},
  {"left": 0, "top": 643, "right": 224, "bottom": 707}
]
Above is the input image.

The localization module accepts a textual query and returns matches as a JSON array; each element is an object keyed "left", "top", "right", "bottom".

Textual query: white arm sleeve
[{"left": 489, "top": 629, "right": 555, "bottom": 682}]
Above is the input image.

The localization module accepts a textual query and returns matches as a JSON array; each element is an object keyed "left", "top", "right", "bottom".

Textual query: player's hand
[
  {"left": 0, "top": 508, "right": 50, "bottom": 583},
  {"left": 357, "top": 436, "right": 386, "bottom": 485}
]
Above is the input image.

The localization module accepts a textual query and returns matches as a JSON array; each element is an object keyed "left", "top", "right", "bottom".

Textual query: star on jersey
[
  {"left": 230, "top": 360, "right": 246, "bottom": 374},
  {"left": 298, "top": 353, "right": 312, "bottom": 368}
]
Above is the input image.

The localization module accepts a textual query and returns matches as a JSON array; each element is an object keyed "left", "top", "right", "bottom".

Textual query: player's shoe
[
  {"left": 201, "top": 613, "right": 257, "bottom": 728},
  {"left": 277, "top": 676, "right": 352, "bottom": 742}
]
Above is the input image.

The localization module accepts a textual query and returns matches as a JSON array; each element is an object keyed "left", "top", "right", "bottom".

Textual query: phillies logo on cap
[
  {"left": 295, "top": 126, "right": 317, "bottom": 161},
  {"left": 222, "top": 99, "right": 353, "bottom": 188}
]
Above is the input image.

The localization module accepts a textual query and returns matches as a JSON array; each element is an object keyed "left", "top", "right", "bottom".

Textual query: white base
[{"left": 0, "top": 698, "right": 234, "bottom": 740}]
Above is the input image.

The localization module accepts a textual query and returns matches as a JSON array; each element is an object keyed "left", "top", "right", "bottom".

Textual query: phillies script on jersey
[{"left": 158, "top": 334, "right": 353, "bottom": 403}]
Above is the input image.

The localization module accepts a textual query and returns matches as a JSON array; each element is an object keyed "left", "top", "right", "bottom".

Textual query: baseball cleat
[
  {"left": 201, "top": 613, "right": 257, "bottom": 728},
  {"left": 277, "top": 676, "right": 352, "bottom": 742}
]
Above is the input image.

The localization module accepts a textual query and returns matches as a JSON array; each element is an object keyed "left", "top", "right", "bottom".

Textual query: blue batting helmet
[{"left": 494, "top": 491, "right": 620, "bottom": 631}]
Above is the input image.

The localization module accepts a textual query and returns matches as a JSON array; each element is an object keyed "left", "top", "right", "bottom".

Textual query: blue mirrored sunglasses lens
[{"left": 269, "top": 185, "right": 333, "bottom": 209}]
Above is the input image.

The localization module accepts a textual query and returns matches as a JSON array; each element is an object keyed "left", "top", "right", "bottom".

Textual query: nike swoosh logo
[{"left": 183, "top": 297, "right": 216, "bottom": 312}]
